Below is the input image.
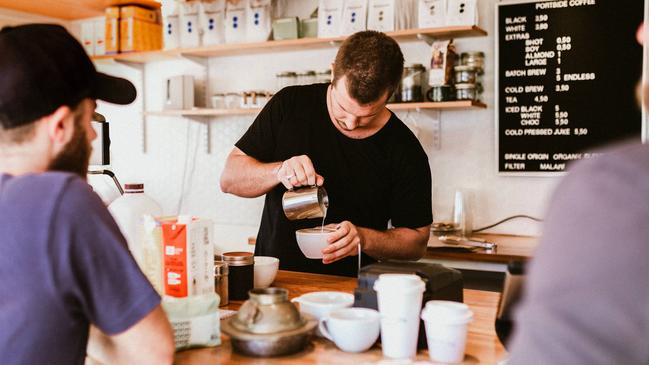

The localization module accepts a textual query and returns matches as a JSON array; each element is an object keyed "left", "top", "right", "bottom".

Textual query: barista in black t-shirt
[{"left": 220, "top": 31, "right": 432, "bottom": 277}]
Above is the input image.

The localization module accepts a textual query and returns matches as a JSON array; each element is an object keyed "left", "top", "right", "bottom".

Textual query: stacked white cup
[
  {"left": 421, "top": 300, "right": 474, "bottom": 363},
  {"left": 373, "top": 274, "right": 426, "bottom": 359}
]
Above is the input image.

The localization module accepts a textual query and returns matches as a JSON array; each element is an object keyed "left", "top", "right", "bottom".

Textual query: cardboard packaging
[
  {"left": 340, "top": 0, "right": 368, "bottom": 36},
  {"left": 180, "top": 1, "right": 201, "bottom": 48},
  {"left": 81, "top": 21, "right": 95, "bottom": 56},
  {"left": 94, "top": 19, "right": 106, "bottom": 55},
  {"left": 299, "top": 18, "right": 318, "bottom": 38},
  {"left": 162, "top": 216, "right": 215, "bottom": 298},
  {"left": 273, "top": 17, "right": 299, "bottom": 40},
  {"left": 367, "top": 0, "right": 395, "bottom": 32},
  {"left": 201, "top": 0, "right": 226, "bottom": 46},
  {"left": 318, "top": 0, "right": 343, "bottom": 38},
  {"left": 163, "top": 15, "right": 181, "bottom": 49},
  {"left": 445, "top": 0, "right": 478, "bottom": 26},
  {"left": 120, "top": 5, "right": 162, "bottom": 52},
  {"left": 418, "top": 0, "right": 447, "bottom": 28},
  {"left": 225, "top": 0, "right": 247, "bottom": 43},
  {"left": 105, "top": 6, "right": 120, "bottom": 54},
  {"left": 246, "top": 0, "right": 272, "bottom": 42}
]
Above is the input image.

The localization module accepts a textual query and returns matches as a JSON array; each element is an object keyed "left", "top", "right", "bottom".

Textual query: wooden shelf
[
  {"left": 93, "top": 25, "right": 487, "bottom": 63},
  {"left": 0, "top": 0, "right": 159, "bottom": 20},
  {"left": 144, "top": 101, "right": 487, "bottom": 117}
]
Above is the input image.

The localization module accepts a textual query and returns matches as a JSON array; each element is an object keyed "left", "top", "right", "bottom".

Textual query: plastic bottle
[{"left": 108, "top": 183, "right": 163, "bottom": 266}]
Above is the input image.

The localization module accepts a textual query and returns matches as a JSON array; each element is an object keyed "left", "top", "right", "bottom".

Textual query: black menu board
[{"left": 497, "top": 0, "right": 645, "bottom": 174}]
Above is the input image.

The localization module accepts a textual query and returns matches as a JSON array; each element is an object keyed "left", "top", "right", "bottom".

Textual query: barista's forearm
[
  {"left": 359, "top": 226, "right": 430, "bottom": 261},
  {"left": 220, "top": 151, "right": 282, "bottom": 198}
]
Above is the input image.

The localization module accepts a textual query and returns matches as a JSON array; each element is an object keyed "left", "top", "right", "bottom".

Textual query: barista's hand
[
  {"left": 322, "top": 221, "right": 363, "bottom": 264},
  {"left": 276, "top": 155, "right": 324, "bottom": 189}
]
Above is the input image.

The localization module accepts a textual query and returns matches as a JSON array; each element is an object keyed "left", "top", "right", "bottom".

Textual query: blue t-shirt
[{"left": 0, "top": 172, "right": 160, "bottom": 365}]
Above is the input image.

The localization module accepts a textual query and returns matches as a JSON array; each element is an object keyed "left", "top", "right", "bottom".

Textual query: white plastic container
[{"left": 108, "top": 183, "right": 162, "bottom": 265}]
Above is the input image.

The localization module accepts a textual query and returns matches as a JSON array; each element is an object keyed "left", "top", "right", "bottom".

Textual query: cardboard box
[
  {"left": 200, "top": 0, "right": 226, "bottom": 46},
  {"left": 225, "top": 0, "right": 247, "bottom": 43},
  {"left": 94, "top": 19, "right": 106, "bottom": 55},
  {"left": 445, "top": 0, "right": 478, "bottom": 26},
  {"left": 121, "top": 5, "right": 158, "bottom": 23},
  {"left": 318, "top": 0, "right": 343, "bottom": 38},
  {"left": 418, "top": 0, "right": 447, "bottom": 28},
  {"left": 340, "top": 0, "right": 368, "bottom": 36},
  {"left": 273, "top": 17, "right": 299, "bottom": 41},
  {"left": 162, "top": 216, "right": 214, "bottom": 298},
  {"left": 180, "top": 1, "right": 202, "bottom": 48},
  {"left": 246, "top": 0, "right": 271, "bottom": 42},
  {"left": 105, "top": 6, "right": 120, "bottom": 54},
  {"left": 81, "top": 21, "right": 95, "bottom": 56},
  {"left": 367, "top": 0, "right": 395, "bottom": 32},
  {"left": 120, "top": 4, "right": 162, "bottom": 52}
]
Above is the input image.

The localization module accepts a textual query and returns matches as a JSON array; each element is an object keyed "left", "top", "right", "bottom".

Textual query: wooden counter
[
  {"left": 175, "top": 270, "right": 506, "bottom": 364},
  {"left": 426, "top": 234, "right": 538, "bottom": 264}
]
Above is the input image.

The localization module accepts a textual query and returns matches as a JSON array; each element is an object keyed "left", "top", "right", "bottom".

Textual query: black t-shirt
[{"left": 236, "top": 83, "right": 432, "bottom": 277}]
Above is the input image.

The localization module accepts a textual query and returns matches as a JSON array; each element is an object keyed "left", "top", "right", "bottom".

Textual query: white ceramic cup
[
  {"left": 373, "top": 274, "right": 426, "bottom": 319},
  {"left": 253, "top": 256, "right": 279, "bottom": 288},
  {"left": 421, "top": 300, "right": 474, "bottom": 364},
  {"left": 295, "top": 227, "right": 335, "bottom": 259},
  {"left": 379, "top": 316, "right": 421, "bottom": 359},
  {"left": 318, "top": 308, "right": 380, "bottom": 353},
  {"left": 292, "top": 291, "right": 355, "bottom": 336}
]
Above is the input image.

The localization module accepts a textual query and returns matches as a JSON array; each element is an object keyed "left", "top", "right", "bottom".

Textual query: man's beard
[{"left": 47, "top": 119, "right": 91, "bottom": 178}]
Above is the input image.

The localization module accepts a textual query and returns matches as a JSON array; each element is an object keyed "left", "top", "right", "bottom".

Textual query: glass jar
[
  {"left": 296, "top": 70, "right": 316, "bottom": 85},
  {"left": 316, "top": 69, "right": 332, "bottom": 84},
  {"left": 461, "top": 52, "right": 485, "bottom": 73},
  {"left": 454, "top": 65, "right": 478, "bottom": 84},
  {"left": 222, "top": 251, "right": 254, "bottom": 301},
  {"left": 211, "top": 93, "right": 226, "bottom": 109},
  {"left": 214, "top": 259, "right": 229, "bottom": 307},
  {"left": 455, "top": 83, "right": 477, "bottom": 101},
  {"left": 276, "top": 71, "right": 297, "bottom": 91},
  {"left": 224, "top": 93, "right": 242, "bottom": 109},
  {"left": 400, "top": 63, "right": 426, "bottom": 102},
  {"left": 427, "top": 85, "right": 454, "bottom": 102}
]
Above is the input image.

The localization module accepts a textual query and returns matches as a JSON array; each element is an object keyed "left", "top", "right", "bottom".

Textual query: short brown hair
[{"left": 333, "top": 31, "right": 404, "bottom": 104}]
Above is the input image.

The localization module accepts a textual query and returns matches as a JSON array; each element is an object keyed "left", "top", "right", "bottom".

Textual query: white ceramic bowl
[
  {"left": 253, "top": 256, "right": 279, "bottom": 288},
  {"left": 295, "top": 227, "right": 335, "bottom": 259},
  {"left": 291, "top": 291, "right": 355, "bottom": 319}
]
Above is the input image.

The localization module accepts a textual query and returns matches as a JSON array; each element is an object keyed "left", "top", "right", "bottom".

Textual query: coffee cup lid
[
  {"left": 373, "top": 274, "right": 425, "bottom": 293},
  {"left": 421, "top": 300, "right": 473, "bottom": 324}
]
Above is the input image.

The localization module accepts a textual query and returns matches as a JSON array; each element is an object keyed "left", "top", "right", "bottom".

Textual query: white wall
[{"left": 2, "top": 1, "right": 559, "bottom": 254}]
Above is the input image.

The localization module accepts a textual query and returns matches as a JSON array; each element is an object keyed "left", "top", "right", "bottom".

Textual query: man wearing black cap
[{"left": 0, "top": 24, "right": 173, "bottom": 364}]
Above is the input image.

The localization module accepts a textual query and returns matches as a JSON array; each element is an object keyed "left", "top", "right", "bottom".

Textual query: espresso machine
[{"left": 87, "top": 112, "right": 123, "bottom": 203}]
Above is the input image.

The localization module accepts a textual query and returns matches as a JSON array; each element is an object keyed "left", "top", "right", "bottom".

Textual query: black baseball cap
[{"left": 0, "top": 24, "right": 136, "bottom": 129}]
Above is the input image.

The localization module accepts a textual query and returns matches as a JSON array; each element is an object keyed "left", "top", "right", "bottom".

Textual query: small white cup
[
  {"left": 373, "top": 274, "right": 426, "bottom": 319},
  {"left": 292, "top": 291, "right": 355, "bottom": 337},
  {"left": 295, "top": 227, "right": 335, "bottom": 259},
  {"left": 253, "top": 256, "right": 279, "bottom": 288},
  {"left": 379, "top": 316, "right": 421, "bottom": 359},
  {"left": 318, "top": 308, "right": 380, "bottom": 353},
  {"left": 421, "top": 300, "right": 474, "bottom": 364}
]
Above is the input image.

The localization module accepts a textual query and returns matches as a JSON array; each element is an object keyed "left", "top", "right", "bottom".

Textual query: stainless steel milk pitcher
[{"left": 282, "top": 186, "right": 329, "bottom": 220}]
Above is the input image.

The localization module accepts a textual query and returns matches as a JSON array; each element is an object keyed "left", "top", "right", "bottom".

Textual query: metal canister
[
  {"left": 214, "top": 259, "right": 229, "bottom": 307},
  {"left": 222, "top": 252, "right": 254, "bottom": 301},
  {"left": 282, "top": 186, "right": 329, "bottom": 220}
]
